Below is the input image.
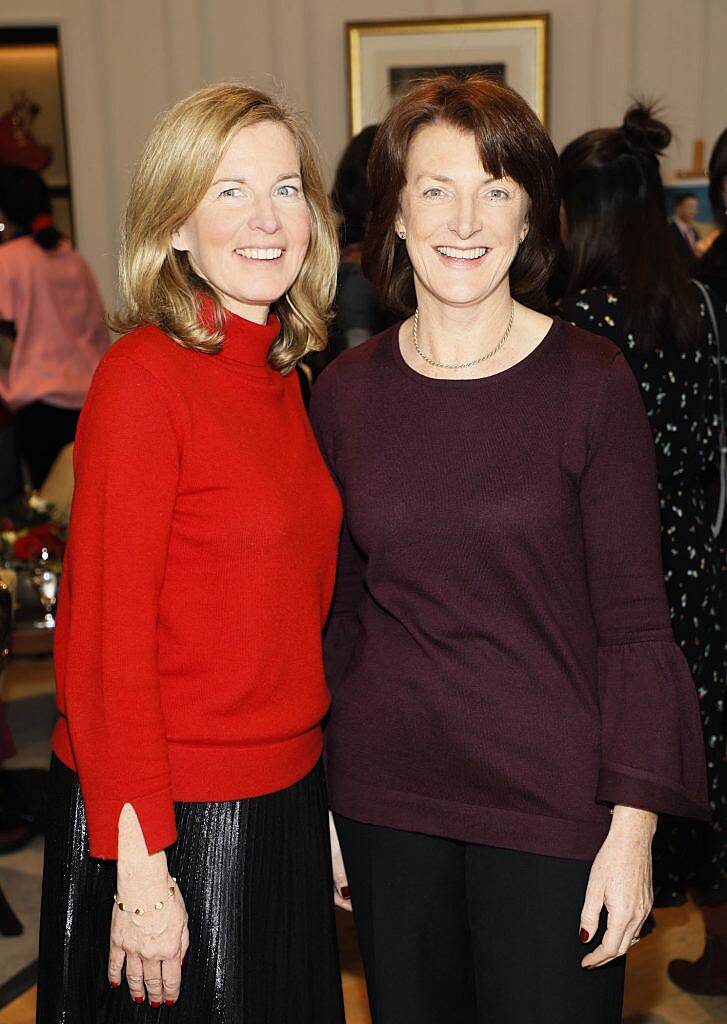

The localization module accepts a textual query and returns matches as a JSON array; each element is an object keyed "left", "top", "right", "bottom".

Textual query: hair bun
[{"left": 621, "top": 103, "right": 671, "bottom": 157}]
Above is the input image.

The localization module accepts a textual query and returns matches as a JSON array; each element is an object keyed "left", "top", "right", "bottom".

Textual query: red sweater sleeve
[
  {"left": 54, "top": 352, "right": 184, "bottom": 858},
  {"left": 579, "top": 353, "right": 708, "bottom": 820}
]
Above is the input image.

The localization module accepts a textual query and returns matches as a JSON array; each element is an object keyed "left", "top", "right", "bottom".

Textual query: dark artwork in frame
[
  {"left": 347, "top": 16, "right": 548, "bottom": 135},
  {"left": 389, "top": 62, "right": 506, "bottom": 102},
  {"left": 0, "top": 25, "right": 75, "bottom": 243}
]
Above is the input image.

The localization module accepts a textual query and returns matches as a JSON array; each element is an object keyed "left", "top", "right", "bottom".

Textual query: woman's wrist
[
  {"left": 114, "top": 874, "right": 177, "bottom": 916},
  {"left": 117, "top": 851, "right": 170, "bottom": 890},
  {"left": 609, "top": 804, "right": 657, "bottom": 841},
  {"left": 116, "top": 801, "right": 169, "bottom": 892}
]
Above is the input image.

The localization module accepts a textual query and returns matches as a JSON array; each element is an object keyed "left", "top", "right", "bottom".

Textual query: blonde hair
[{"left": 110, "top": 83, "right": 338, "bottom": 373}]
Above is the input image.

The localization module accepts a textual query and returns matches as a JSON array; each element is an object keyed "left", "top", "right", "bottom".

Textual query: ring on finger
[{"left": 630, "top": 936, "right": 641, "bottom": 946}]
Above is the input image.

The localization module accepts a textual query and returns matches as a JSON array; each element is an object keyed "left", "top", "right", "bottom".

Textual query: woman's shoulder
[
  {"left": 94, "top": 325, "right": 192, "bottom": 401},
  {"left": 82, "top": 327, "right": 191, "bottom": 436},
  {"left": 311, "top": 325, "right": 399, "bottom": 430},
  {"left": 554, "top": 313, "right": 623, "bottom": 373},
  {"left": 103, "top": 324, "right": 186, "bottom": 370},
  {"left": 549, "top": 318, "right": 645, "bottom": 435},
  {"left": 318, "top": 323, "right": 400, "bottom": 386}
]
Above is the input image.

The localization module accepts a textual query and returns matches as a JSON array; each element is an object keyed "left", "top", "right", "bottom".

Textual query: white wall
[{"left": 3, "top": 0, "right": 726, "bottom": 306}]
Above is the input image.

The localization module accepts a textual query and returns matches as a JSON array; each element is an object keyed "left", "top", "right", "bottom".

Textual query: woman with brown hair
[
  {"left": 559, "top": 108, "right": 726, "bottom": 931},
  {"left": 37, "top": 83, "right": 345, "bottom": 1023},
  {"left": 311, "top": 74, "right": 708, "bottom": 1023},
  {"left": 668, "top": 124, "right": 727, "bottom": 996}
]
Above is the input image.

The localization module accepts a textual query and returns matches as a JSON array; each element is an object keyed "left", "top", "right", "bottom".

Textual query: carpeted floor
[{"left": 0, "top": 690, "right": 55, "bottom": 1007}]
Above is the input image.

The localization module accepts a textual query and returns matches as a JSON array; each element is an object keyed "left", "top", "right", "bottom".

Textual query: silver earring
[{"left": 398, "top": 229, "right": 406, "bottom": 240}]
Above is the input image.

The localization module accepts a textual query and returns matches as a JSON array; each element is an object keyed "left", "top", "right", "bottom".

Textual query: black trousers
[
  {"left": 37, "top": 755, "right": 345, "bottom": 1023},
  {"left": 14, "top": 400, "right": 80, "bottom": 489},
  {"left": 335, "top": 815, "right": 626, "bottom": 1024}
]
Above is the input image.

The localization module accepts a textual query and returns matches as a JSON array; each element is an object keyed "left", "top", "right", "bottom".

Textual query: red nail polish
[
  {"left": 134, "top": 996, "right": 144, "bottom": 1003},
  {"left": 165, "top": 1000, "right": 175, "bottom": 1006},
  {"left": 110, "top": 981, "right": 120, "bottom": 988},
  {"left": 150, "top": 1002, "right": 161, "bottom": 1008},
  {"left": 579, "top": 928, "right": 590, "bottom": 943},
  {"left": 341, "top": 885, "right": 350, "bottom": 899}
]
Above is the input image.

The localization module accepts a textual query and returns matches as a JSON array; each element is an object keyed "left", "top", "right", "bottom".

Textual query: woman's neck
[
  {"left": 414, "top": 286, "right": 514, "bottom": 365},
  {"left": 398, "top": 287, "right": 553, "bottom": 381},
  {"left": 220, "top": 295, "right": 270, "bottom": 325}
]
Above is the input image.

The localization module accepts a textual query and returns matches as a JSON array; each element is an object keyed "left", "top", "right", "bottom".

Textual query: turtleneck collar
[
  {"left": 219, "top": 306, "right": 281, "bottom": 368},
  {"left": 198, "top": 295, "right": 281, "bottom": 373}
]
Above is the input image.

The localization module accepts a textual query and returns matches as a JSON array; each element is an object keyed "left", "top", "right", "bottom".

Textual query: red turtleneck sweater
[{"left": 53, "top": 309, "right": 342, "bottom": 859}]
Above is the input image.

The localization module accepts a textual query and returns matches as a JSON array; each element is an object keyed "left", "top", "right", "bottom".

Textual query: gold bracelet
[{"left": 114, "top": 877, "right": 177, "bottom": 917}]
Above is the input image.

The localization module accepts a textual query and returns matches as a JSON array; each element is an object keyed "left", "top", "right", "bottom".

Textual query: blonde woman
[{"left": 37, "top": 84, "right": 345, "bottom": 1023}]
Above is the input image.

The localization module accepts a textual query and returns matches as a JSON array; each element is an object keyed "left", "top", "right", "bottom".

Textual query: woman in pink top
[{"left": 0, "top": 165, "right": 109, "bottom": 489}]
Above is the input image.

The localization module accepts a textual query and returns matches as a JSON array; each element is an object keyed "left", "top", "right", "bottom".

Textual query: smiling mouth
[
  {"left": 234, "top": 247, "right": 284, "bottom": 261},
  {"left": 435, "top": 246, "right": 490, "bottom": 261}
]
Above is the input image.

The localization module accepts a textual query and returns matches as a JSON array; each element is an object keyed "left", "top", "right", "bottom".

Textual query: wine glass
[{"left": 31, "top": 547, "right": 58, "bottom": 630}]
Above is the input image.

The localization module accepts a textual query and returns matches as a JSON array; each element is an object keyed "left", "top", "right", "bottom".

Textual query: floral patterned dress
[{"left": 561, "top": 284, "right": 727, "bottom": 905}]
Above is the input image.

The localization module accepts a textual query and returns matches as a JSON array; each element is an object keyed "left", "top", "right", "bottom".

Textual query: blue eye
[
  {"left": 275, "top": 184, "right": 300, "bottom": 197},
  {"left": 487, "top": 188, "right": 510, "bottom": 200},
  {"left": 424, "top": 188, "right": 446, "bottom": 199},
  {"left": 219, "top": 187, "right": 243, "bottom": 198}
]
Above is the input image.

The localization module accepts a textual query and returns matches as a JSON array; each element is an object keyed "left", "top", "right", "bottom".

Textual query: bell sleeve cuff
[{"left": 596, "top": 637, "right": 709, "bottom": 821}]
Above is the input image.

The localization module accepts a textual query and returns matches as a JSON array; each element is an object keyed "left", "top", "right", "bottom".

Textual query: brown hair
[
  {"left": 109, "top": 83, "right": 338, "bottom": 373},
  {"left": 363, "top": 74, "right": 560, "bottom": 313}
]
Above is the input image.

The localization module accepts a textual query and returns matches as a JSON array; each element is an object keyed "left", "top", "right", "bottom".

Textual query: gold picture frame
[{"left": 347, "top": 13, "right": 549, "bottom": 137}]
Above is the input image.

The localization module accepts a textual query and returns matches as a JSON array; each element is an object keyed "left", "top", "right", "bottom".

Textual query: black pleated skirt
[{"left": 37, "top": 755, "right": 346, "bottom": 1023}]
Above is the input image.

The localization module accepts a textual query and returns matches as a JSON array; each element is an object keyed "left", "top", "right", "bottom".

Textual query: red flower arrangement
[{"left": 13, "top": 523, "right": 66, "bottom": 562}]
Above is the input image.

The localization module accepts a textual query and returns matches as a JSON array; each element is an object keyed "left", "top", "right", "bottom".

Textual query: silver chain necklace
[{"left": 412, "top": 301, "right": 515, "bottom": 370}]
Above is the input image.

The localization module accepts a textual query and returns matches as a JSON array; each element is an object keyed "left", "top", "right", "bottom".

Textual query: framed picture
[
  {"left": 0, "top": 26, "right": 74, "bottom": 242},
  {"left": 347, "top": 14, "right": 549, "bottom": 137}
]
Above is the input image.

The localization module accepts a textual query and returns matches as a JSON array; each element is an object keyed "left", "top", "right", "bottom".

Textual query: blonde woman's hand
[
  {"left": 108, "top": 872, "right": 189, "bottom": 1006},
  {"left": 329, "top": 811, "right": 352, "bottom": 911},
  {"left": 580, "top": 806, "right": 656, "bottom": 969},
  {"left": 107, "top": 803, "right": 190, "bottom": 1006}
]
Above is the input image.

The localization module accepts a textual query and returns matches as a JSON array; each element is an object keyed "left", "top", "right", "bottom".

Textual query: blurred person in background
[
  {"left": 326, "top": 125, "right": 395, "bottom": 362},
  {"left": 670, "top": 191, "right": 700, "bottom": 264},
  {"left": 695, "top": 134, "right": 727, "bottom": 262},
  {"left": 559, "top": 106, "right": 727, "bottom": 955},
  {"left": 695, "top": 128, "right": 727, "bottom": 306},
  {"left": 696, "top": 125, "right": 727, "bottom": 559},
  {"left": 667, "top": 124, "right": 727, "bottom": 996},
  {"left": 0, "top": 164, "right": 109, "bottom": 491}
]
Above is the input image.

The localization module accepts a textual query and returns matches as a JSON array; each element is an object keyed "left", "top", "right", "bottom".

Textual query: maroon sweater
[{"left": 310, "top": 317, "right": 709, "bottom": 861}]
